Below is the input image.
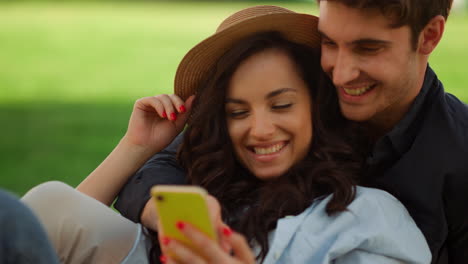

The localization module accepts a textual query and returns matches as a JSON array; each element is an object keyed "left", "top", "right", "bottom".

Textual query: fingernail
[
  {"left": 176, "top": 221, "right": 185, "bottom": 230},
  {"left": 170, "top": 113, "right": 177, "bottom": 121},
  {"left": 179, "top": 105, "right": 186, "bottom": 113},
  {"left": 162, "top": 111, "right": 167, "bottom": 118},
  {"left": 162, "top": 236, "right": 171, "bottom": 246},
  {"left": 222, "top": 226, "right": 233, "bottom": 237},
  {"left": 159, "top": 255, "right": 167, "bottom": 263}
]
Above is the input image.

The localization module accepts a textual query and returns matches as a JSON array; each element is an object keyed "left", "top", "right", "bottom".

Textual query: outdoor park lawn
[{"left": 1, "top": 2, "right": 467, "bottom": 196}]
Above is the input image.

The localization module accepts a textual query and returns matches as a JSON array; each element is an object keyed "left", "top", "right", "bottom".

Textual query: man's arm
[{"left": 114, "top": 132, "right": 187, "bottom": 223}]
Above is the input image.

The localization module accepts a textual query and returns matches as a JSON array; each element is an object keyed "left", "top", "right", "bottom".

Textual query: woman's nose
[{"left": 249, "top": 111, "right": 275, "bottom": 140}]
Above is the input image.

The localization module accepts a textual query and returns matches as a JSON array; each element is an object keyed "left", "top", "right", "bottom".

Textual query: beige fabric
[{"left": 21, "top": 181, "right": 139, "bottom": 264}]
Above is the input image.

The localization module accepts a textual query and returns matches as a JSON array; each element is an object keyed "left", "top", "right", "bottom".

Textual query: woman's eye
[
  {"left": 272, "top": 103, "right": 292, "bottom": 110},
  {"left": 228, "top": 110, "right": 248, "bottom": 118}
]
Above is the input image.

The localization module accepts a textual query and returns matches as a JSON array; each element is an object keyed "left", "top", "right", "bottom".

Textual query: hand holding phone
[{"left": 151, "top": 185, "right": 218, "bottom": 250}]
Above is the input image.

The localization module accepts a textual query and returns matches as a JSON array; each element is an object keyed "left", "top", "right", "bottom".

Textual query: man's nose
[{"left": 331, "top": 50, "right": 359, "bottom": 86}]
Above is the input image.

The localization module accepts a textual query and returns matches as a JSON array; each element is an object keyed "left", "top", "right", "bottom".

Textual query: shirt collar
[{"left": 376, "top": 65, "right": 440, "bottom": 157}]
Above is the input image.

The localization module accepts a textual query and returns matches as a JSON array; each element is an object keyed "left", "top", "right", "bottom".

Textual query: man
[
  {"left": 316, "top": 1, "right": 468, "bottom": 263},
  {"left": 115, "top": 1, "right": 468, "bottom": 263}
]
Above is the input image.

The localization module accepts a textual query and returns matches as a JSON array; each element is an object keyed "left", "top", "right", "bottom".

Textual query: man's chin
[{"left": 340, "top": 106, "right": 373, "bottom": 122}]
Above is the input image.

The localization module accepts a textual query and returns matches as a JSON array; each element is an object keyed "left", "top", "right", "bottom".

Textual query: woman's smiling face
[{"left": 225, "top": 48, "right": 313, "bottom": 180}]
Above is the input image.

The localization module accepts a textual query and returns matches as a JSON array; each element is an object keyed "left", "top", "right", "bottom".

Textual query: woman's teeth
[
  {"left": 254, "top": 143, "right": 284, "bottom": 155},
  {"left": 343, "top": 85, "right": 373, "bottom": 96}
]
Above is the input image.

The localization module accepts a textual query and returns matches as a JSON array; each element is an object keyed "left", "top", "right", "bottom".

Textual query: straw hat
[{"left": 174, "top": 5, "right": 320, "bottom": 100}]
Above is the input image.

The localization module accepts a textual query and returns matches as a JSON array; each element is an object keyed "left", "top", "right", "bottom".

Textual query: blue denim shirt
[{"left": 262, "top": 187, "right": 431, "bottom": 264}]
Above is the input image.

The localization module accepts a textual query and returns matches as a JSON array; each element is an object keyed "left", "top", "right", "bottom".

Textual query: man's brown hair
[{"left": 319, "top": 0, "right": 453, "bottom": 49}]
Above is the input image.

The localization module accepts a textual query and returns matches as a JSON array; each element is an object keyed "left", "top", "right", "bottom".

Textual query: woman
[{"left": 21, "top": 5, "right": 430, "bottom": 264}]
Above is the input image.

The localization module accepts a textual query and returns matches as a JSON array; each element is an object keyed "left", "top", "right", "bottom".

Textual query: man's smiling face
[{"left": 318, "top": 1, "right": 425, "bottom": 130}]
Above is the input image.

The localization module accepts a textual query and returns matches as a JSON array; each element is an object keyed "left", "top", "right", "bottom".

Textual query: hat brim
[{"left": 174, "top": 13, "right": 320, "bottom": 101}]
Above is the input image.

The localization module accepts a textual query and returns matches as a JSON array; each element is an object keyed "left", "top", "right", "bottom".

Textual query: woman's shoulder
[
  {"left": 322, "top": 186, "right": 417, "bottom": 230},
  {"left": 349, "top": 186, "right": 407, "bottom": 214},
  {"left": 271, "top": 187, "right": 431, "bottom": 264},
  {"left": 307, "top": 186, "right": 408, "bottom": 220}
]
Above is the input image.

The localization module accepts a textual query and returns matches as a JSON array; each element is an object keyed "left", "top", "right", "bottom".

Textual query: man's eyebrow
[
  {"left": 318, "top": 31, "right": 391, "bottom": 46},
  {"left": 352, "top": 38, "right": 391, "bottom": 46}
]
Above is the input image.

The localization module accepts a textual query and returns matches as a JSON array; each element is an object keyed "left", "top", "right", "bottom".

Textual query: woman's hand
[
  {"left": 157, "top": 195, "right": 255, "bottom": 264},
  {"left": 162, "top": 223, "right": 255, "bottom": 264},
  {"left": 76, "top": 94, "right": 193, "bottom": 205},
  {"left": 123, "top": 94, "right": 195, "bottom": 154}
]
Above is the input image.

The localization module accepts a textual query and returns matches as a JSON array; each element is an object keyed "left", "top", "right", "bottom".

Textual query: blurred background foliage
[{"left": 0, "top": 0, "right": 467, "bottom": 196}]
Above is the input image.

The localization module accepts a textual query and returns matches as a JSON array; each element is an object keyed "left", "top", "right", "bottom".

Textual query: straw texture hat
[{"left": 174, "top": 5, "right": 320, "bottom": 100}]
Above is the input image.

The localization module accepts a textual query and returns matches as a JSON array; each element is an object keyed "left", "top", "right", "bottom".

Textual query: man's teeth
[
  {"left": 254, "top": 143, "right": 284, "bottom": 155},
  {"left": 343, "top": 85, "right": 373, "bottom": 96}
]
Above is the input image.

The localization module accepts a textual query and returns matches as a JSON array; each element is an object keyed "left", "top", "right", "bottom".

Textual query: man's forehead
[
  {"left": 318, "top": 1, "right": 399, "bottom": 40},
  {"left": 318, "top": 1, "right": 396, "bottom": 24}
]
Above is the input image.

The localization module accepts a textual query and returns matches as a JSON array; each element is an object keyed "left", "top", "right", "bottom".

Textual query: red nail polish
[
  {"left": 162, "top": 111, "right": 167, "bottom": 118},
  {"left": 222, "top": 227, "right": 233, "bottom": 236},
  {"left": 179, "top": 105, "right": 186, "bottom": 113},
  {"left": 159, "top": 255, "right": 167, "bottom": 263},
  {"left": 176, "top": 221, "right": 185, "bottom": 230},
  {"left": 162, "top": 236, "right": 170, "bottom": 246},
  {"left": 170, "top": 113, "right": 177, "bottom": 121}
]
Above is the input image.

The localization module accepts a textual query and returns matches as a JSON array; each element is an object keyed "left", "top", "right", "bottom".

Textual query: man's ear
[{"left": 418, "top": 15, "right": 445, "bottom": 55}]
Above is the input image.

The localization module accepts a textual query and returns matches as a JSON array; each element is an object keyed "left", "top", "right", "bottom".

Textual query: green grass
[
  {"left": 0, "top": 2, "right": 317, "bottom": 103},
  {"left": 430, "top": 10, "right": 468, "bottom": 93},
  {"left": 0, "top": 2, "right": 467, "bottom": 195},
  {"left": 0, "top": 103, "right": 130, "bottom": 193}
]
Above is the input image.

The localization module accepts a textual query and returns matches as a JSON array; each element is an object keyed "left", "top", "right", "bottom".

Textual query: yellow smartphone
[{"left": 151, "top": 185, "right": 217, "bottom": 249}]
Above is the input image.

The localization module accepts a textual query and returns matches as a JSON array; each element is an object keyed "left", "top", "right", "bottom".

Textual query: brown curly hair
[{"left": 170, "top": 31, "right": 363, "bottom": 261}]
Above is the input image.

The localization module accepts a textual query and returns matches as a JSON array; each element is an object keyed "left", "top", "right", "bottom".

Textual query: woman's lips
[{"left": 248, "top": 141, "right": 288, "bottom": 162}]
